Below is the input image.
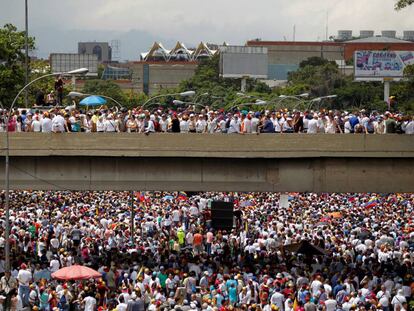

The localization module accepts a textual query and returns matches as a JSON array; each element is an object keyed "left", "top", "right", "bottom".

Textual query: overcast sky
[{"left": 1, "top": 0, "right": 413, "bottom": 60}]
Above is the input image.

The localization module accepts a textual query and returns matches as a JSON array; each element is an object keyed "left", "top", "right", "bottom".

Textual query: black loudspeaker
[{"left": 211, "top": 201, "right": 234, "bottom": 230}]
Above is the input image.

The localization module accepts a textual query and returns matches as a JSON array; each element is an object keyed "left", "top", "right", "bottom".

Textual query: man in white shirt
[
  {"left": 324, "top": 295, "right": 337, "bottom": 311},
  {"left": 83, "top": 294, "right": 97, "bottom": 311},
  {"left": 180, "top": 115, "right": 189, "bottom": 133},
  {"left": 144, "top": 115, "right": 156, "bottom": 134},
  {"left": 17, "top": 263, "right": 32, "bottom": 307},
  {"left": 50, "top": 255, "right": 60, "bottom": 273},
  {"left": 31, "top": 116, "right": 42, "bottom": 132},
  {"left": 403, "top": 116, "right": 414, "bottom": 134},
  {"left": 377, "top": 285, "right": 391, "bottom": 310},
  {"left": 391, "top": 289, "right": 406, "bottom": 311},
  {"left": 196, "top": 115, "right": 207, "bottom": 133},
  {"left": 51, "top": 112, "right": 66, "bottom": 133},
  {"left": 104, "top": 114, "right": 118, "bottom": 132},
  {"left": 251, "top": 113, "right": 260, "bottom": 134},
  {"left": 307, "top": 114, "right": 319, "bottom": 134},
  {"left": 41, "top": 113, "right": 52, "bottom": 133},
  {"left": 228, "top": 115, "right": 241, "bottom": 134},
  {"left": 243, "top": 114, "right": 252, "bottom": 134},
  {"left": 270, "top": 288, "right": 285, "bottom": 311}
]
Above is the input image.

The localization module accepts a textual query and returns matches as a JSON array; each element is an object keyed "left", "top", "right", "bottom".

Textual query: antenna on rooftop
[{"left": 325, "top": 10, "right": 329, "bottom": 41}]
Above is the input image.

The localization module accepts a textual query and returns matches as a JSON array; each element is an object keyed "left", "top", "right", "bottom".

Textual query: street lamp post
[
  {"left": 307, "top": 95, "right": 337, "bottom": 110},
  {"left": 141, "top": 91, "right": 195, "bottom": 109},
  {"left": 68, "top": 91, "right": 124, "bottom": 108},
  {"left": 3, "top": 68, "right": 88, "bottom": 273},
  {"left": 24, "top": 0, "right": 29, "bottom": 107}
]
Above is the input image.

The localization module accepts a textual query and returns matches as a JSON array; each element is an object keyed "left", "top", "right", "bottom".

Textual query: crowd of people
[
  {"left": 1, "top": 106, "right": 413, "bottom": 134},
  {"left": 0, "top": 191, "right": 412, "bottom": 311}
]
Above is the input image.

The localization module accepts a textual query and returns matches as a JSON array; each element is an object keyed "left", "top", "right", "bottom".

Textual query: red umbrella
[{"left": 52, "top": 265, "right": 102, "bottom": 281}]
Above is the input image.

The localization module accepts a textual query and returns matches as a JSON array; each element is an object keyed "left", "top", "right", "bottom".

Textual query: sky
[{"left": 1, "top": 0, "right": 413, "bottom": 60}]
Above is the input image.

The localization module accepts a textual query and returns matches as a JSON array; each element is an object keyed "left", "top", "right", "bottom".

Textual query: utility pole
[
  {"left": 130, "top": 191, "right": 135, "bottom": 246},
  {"left": 24, "top": 0, "right": 29, "bottom": 107}
]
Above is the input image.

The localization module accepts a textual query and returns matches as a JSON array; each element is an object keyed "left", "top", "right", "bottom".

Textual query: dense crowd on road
[
  {"left": 0, "top": 190, "right": 412, "bottom": 311},
  {"left": 1, "top": 107, "right": 413, "bottom": 134}
]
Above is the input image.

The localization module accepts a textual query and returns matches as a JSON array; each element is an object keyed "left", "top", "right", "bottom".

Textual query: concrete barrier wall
[
  {"left": 0, "top": 156, "right": 412, "bottom": 193},
  {"left": 0, "top": 133, "right": 413, "bottom": 158}
]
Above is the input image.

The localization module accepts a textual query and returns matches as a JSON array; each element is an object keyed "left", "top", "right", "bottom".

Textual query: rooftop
[{"left": 345, "top": 36, "right": 412, "bottom": 43}]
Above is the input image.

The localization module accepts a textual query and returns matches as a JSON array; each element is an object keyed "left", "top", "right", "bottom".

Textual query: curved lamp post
[
  {"left": 68, "top": 91, "right": 123, "bottom": 108},
  {"left": 307, "top": 95, "right": 337, "bottom": 110},
  {"left": 141, "top": 91, "right": 195, "bottom": 109},
  {"left": 3, "top": 67, "right": 88, "bottom": 273}
]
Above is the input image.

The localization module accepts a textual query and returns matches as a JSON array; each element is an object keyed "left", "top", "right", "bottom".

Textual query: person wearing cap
[{"left": 17, "top": 263, "right": 32, "bottom": 308}]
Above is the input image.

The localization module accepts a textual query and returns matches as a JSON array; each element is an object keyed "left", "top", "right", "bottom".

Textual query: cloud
[{"left": 1, "top": 0, "right": 413, "bottom": 59}]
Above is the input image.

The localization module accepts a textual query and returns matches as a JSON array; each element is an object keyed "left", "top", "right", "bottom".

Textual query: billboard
[
  {"left": 50, "top": 53, "right": 98, "bottom": 76},
  {"left": 354, "top": 50, "right": 414, "bottom": 81},
  {"left": 220, "top": 46, "right": 268, "bottom": 79}
]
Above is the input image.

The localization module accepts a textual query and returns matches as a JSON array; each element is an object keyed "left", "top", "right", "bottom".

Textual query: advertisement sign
[
  {"left": 354, "top": 50, "right": 414, "bottom": 80},
  {"left": 50, "top": 53, "right": 98, "bottom": 76},
  {"left": 220, "top": 46, "right": 268, "bottom": 79}
]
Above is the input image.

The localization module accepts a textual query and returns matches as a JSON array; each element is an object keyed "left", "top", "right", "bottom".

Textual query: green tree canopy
[
  {"left": 0, "top": 24, "right": 34, "bottom": 108},
  {"left": 299, "top": 56, "right": 333, "bottom": 68},
  {"left": 395, "top": 0, "right": 414, "bottom": 9}
]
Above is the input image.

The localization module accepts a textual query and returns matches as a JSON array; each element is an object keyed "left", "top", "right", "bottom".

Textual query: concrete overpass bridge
[{"left": 0, "top": 133, "right": 412, "bottom": 193}]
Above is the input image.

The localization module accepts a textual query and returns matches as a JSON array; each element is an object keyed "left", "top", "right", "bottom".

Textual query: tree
[
  {"left": 395, "top": 0, "right": 414, "bottom": 9},
  {"left": 288, "top": 62, "right": 345, "bottom": 97},
  {"left": 81, "top": 80, "right": 127, "bottom": 107},
  {"left": 0, "top": 24, "right": 34, "bottom": 108},
  {"left": 299, "top": 56, "right": 332, "bottom": 68},
  {"left": 178, "top": 54, "right": 269, "bottom": 107}
]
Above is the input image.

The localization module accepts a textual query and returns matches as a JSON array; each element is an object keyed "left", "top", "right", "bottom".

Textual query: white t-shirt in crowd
[
  {"left": 324, "top": 299, "right": 337, "bottom": 311},
  {"left": 83, "top": 296, "right": 97, "bottom": 311},
  {"left": 51, "top": 115, "right": 65, "bottom": 132},
  {"left": 41, "top": 118, "right": 52, "bottom": 133},
  {"left": 307, "top": 119, "right": 319, "bottom": 134},
  {"left": 17, "top": 269, "right": 32, "bottom": 286}
]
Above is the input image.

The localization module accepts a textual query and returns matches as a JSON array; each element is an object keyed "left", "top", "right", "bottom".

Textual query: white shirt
[
  {"left": 196, "top": 119, "right": 207, "bottom": 133},
  {"left": 228, "top": 119, "right": 241, "bottom": 133},
  {"left": 159, "top": 119, "right": 169, "bottom": 132},
  {"left": 391, "top": 294, "right": 406, "bottom": 311},
  {"left": 251, "top": 117, "right": 259, "bottom": 133},
  {"left": 96, "top": 119, "right": 105, "bottom": 132},
  {"left": 145, "top": 120, "right": 155, "bottom": 133},
  {"left": 307, "top": 119, "right": 319, "bottom": 134},
  {"left": 180, "top": 120, "right": 189, "bottom": 133},
  {"left": 404, "top": 120, "right": 414, "bottom": 134},
  {"left": 270, "top": 291, "right": 284, "bottom": 311},
  {"left": 104, "top": 119, "right": 117, "bottom": 132},
  {"left": 41, "top": 117, "right": 52, "bottom": 133},
  {"left": 243, "top": 118, "right": 252, "bottom": 133},
  {"left": 17, "top": 269, "right": 32, "bottom": 286},
  {"left": 50, "top": 259, "right": 60, "bottom": 272},
  {"left": 31, "top": 120, "right": 41, "bottom": 132},
  {"left": 51, "top": 115, "right": 65, "bottom": 132},
  {"left": 324, "top": 299, "right": 337, "bottom": 311},
  {"left": 83, "top": 296, "right": 97, "bottom": 311}
]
